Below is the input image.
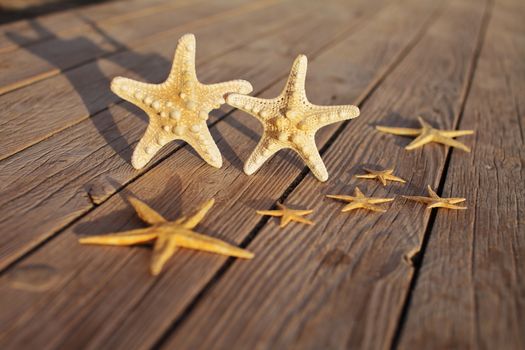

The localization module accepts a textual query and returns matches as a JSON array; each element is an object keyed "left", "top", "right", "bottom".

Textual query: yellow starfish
[
  {"left": 355, "top": 167, "right": 406, "bottom": 186},
  {"left": 403, "top": 185, "right": 467, "bottom": 210},
  {"left": 326, "top": 187, "right": 394, "bottom": 213},
  {"left": 226, "top": 55, "right": 359, "bottom": 182},
  {"left": 376, "top": 116, "right": 474, "bottom": 152},
  {"left": 111, "top": 34, "right": 252, "bottom": 169},
  {"left": 79, "top": 197, "right": 253, "bottom": 275},
  {"left": 256, "top": 203, "right": 314, "bottom": 227}
]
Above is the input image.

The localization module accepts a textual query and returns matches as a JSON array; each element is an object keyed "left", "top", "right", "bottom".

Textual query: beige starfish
[
  {"left": 257, "top": 203, "right": 314, "bottom": 227},
  {"left": 226, "top": 55, "right": 359, "bottom": 182},
  {"left": 376, "top": 116, "right": 474, "bottom": 152},
  {"left": 110, "top": 34, "right": 252, "bottom": 169},
  {"left": 355, "top": 167, "right": 406, "bottom": 186},
  {"left": 79, "top": 197, "right": 253, "bottom": 275},
  {"left": 403, "top": 185, "right": 467, "bottom": 210},
  {"left": 326, "top": 187, "right": 394, "bottom": 213}
]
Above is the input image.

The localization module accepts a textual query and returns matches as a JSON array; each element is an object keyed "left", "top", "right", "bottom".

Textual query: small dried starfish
[
  {"left": 355, "top": 167, "right": 406, "bottom": 186},
  {"left": 79, "top": 197, "right": 253, "bottom": 275},
  {"left": 226, "top": 55, "right": 359, "bottom": 182},
  {"left": 257, "top": 203, "right": 314, "bottom": 227},
  {"left": 403, "top": 185, "right": 467, "bottom": 210},
  {"left": 111, "top": 33, "right": 252, "bottom": 169},
  {"left": 326, "top": 187, "right": 394, "bottom": 213},
  {"left": 376, "top": 116, "right": 474, "bottom": 152}
]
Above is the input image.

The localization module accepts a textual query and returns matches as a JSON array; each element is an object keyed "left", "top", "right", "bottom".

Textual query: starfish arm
[
  {"left": 203, "top": 80, "right": 253, "bottom": 107},
  {"left": 385, "top": 174, "right": 407, "bottom": 183},
  {"left": 129, "top": 197, "right": 166, "bottom": 225},
  {"left": 307, "top": 104, "right": 360, "bottom": 128},
  {"left": 405, "top": 133, "right": 434, "bottom": 150},
  {"left": 439, "top": 130, "right": 475, "bottom": 137},
  {"left": 361, "top": 203, "right": 388, "bottom": 212},
  {"left": 165, "top": 34, "right": 197, "bottom": 89},
  {"left": 132, "top": 122, "right": 168, "bottom": 169},
  {"left": 283, "top": 55, "right": 308, "bottom": 107},
  {"left": 326, "top": 194, "right": 354, "bottom": 201},
  {"left": 378, "top": 176, "right": 387, "bottom": 186},
  {"left": 428, "top": 202, "right": 467, "bottom": 210},
  {"left": 111, "top": 76, "right": 162, "bottom": 110},
  {"left": 402, "top": 195, "right": 434, "bottom": 204},
  {"left": 354, "top": 187, "right": 365, "bottom": 197},
  {"left": 295, "top": 136, "right": 328, "bottom": 181},
  {"left": 448, "top": 198, "right": 467, "bottom": 204},
  {"left": 292, "top": 209, "right": 314, "bottom": 215},
  {"left": 150, "top": 235, "right": 178, "bottom": 275},
  {"left": 426, "top": 185, "right": 440, "bottom": 199},
  {"left": 256, "top": 210, "right": 284, "bottom": 217},
  {"left": 417, "top": 116, "right": 433, "bottom": 128},
  {"left": 174, "top": 230, "right": 254, "bottom": 259},
  {"left": 368, "top": 198, "right": 395, "bottom": 204},
  {"left": 183, "top": 123, "right": 223, "bottom": 168},
  {"left": 78, "top": 227, "right": 158, "bottom": 246},
  {"left": 182, "top": 199, "right": 215, "bottom": 229},
  {"left": 433, "top": 134, "right": 471, "bottom": 152},
  {"left": 280, "top": 215, "right": 292, "bottom": 227},
  {"left": 341, "top": 203, "right": 365, "bottom": 212},
  {"left": 226, "top": 94, "right": 281, "bottom": 122},
  {"left": 290, "top": 215, "right": 314, "bottom": 226},
  {"left": 376, "top": 125, "right": 421, "bottom": 136},
  {"left": 243, "top": 136, "right": 282, "bottom": 175},
  {"left": 355, "top": 174, "right": 376, "bottom": 180}
]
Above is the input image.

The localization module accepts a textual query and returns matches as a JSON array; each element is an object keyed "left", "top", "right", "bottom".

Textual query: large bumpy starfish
[
  {"left": 355, "top": 167, "right": 406, "bottom": 186},
  {"left": 79, "top": 197, "right": 254, "bottom": 275},
  {"left": 226, "top": 55, "right": 359, "bottom": 181},
  {"left": 326, "top": 187, "right": 394, "bottom": 213},
  {"left": 256, "top": 203, "right": 314, "bottom": 227},
  {"left": 403, "top": 185, "right": 467, "bottom": 210},
  {"left": 376, "top": 116, "right": 474, "bottom": 152},
  {"left": 111, "top": 34, "right": 252, "bottom": 169}
]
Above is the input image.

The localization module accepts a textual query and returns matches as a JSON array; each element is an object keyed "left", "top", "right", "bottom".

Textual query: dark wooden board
[
  {"left": 397, "top": 0, "right": 525, "bottom": 348},
  {"left": 159, "top": 0, "right": 492, "bottom": 348},
  {"left": 0, "top": 0, "right": 442, "bottom": 348},
  {"left": 0, "top": 0, "right": 382, "bottom": 270}
]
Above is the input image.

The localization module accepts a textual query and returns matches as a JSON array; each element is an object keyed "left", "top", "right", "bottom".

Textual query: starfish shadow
[{"left": 6, "top": 17, "right": 171, "bottom": 164}]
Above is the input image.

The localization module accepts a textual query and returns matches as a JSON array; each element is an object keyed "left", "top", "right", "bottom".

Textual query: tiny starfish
[
  {"left": 111, "top": 33, "right": 252, "bottom": 169},
  {"left": 403, "top": 185, "right": 467, "bottom": 210},
  {"left": 376, "top": 116, "right": 474, "bottom": 152},
  {"left": 355, "top": 167, "right": 406, "bottom": 186},
  {"left": 226, "top": 55, "right": 359, "bottom": 182},
  {"left": 326, "top": 187, "right": 394, "bottom": 212},
  {"left": 256, "top": 203, "right": 314, "bottom": 227},
  {"left": 79, "top": 197, "right": 254, "bottom": 275}
]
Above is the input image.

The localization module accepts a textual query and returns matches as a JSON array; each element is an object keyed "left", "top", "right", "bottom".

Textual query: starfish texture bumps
[
  {"left": 111, "top": 33, "right": 252, "bottom": 169},
  {"left": 257, "top": 203, "right": 314, "bottom": 227},
  {"left": 79, "top": 197, "right": 254, "bottom": 275},
  {"left": 327, "top": 187, "right": 394, "bottom": 213},
  {"left": 355, "top": 167, "right": 406, "bottom": 186},
  {"left": 376, "top": 116, "right": 474, "bottom": 152},
  {"left": 403, "top": 185, "right": 467, "bottom": 210},
  {"left": 226, "top": 55, "right": 360, "bottom": 182}
]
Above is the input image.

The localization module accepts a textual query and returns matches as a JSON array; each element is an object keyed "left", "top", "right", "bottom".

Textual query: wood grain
[
  {"left": 159, "top": 0, "right": 492, "bottom": 348},
  {"left": 0, "top": 0, "right": 441, "bottom": 348},
  {"left": 0, "top": 0, "right": 380, "bottom": 271},
  {"left": 397, "top": 0, "right": 525, "bottom": 348}
]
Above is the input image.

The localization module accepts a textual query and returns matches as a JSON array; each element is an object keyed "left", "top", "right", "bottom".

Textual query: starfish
[
  {"left": 326, "top": 187, "right": 394, "bottom": 213},
  {"left": 355, "top": 167, "right": 406, "bottom": 186},
  {"left": 256, "top": 203, "right": 314, "bottom": 227},
  {"left": 110, "top": 33, "right": 252, "bottom": 169},
  {"left": 376, "top": 116, "right": 474, "bottom": 152},
  {"left": 226, "top": 55, "right": 359, "bottom": 182},
  {"left": 79, "top": 197, "right": 254, "bottom": 275},
  {"left": 403, "top": 185, "right": 467, "bottom": 210}
]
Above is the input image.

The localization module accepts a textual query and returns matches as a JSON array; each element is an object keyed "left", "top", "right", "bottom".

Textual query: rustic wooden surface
[{"left": 0, "top": 0, "right": 523, "bottom": 349}]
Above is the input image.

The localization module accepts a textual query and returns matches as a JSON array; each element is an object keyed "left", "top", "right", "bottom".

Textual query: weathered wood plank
[
  {"left": 0, "top": 0, "right": 173, "bottom": 52},
  {"left": 0, "top": 0, "right": 441, "bottom": 348},
  {"left": 0, "top": 0, "right": 377, "bottom": 271},
  {"left": 0, "top": 0, "right": 256, "bottom": 94},
  {"left": 397, "top": 0, "right": 525, "bottom": 348},
  {"left": 159, "top": 0, "right": 493, "bottom": 349},
  {"left": 0, "top": 0, "right": 293, "bottom": 160}
]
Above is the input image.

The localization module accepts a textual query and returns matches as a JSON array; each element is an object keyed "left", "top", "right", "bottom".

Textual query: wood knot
[
  {"left": 320, "top": 248, "right": 352, "bottom": 268},
  {"left": 5, "top": 264, "right": 59, "bottom": 292}
]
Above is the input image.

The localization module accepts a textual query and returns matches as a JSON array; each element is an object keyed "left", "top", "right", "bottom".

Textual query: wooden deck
[{"left": 0, "top": 0, "right": 523, "bottom": 348}]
